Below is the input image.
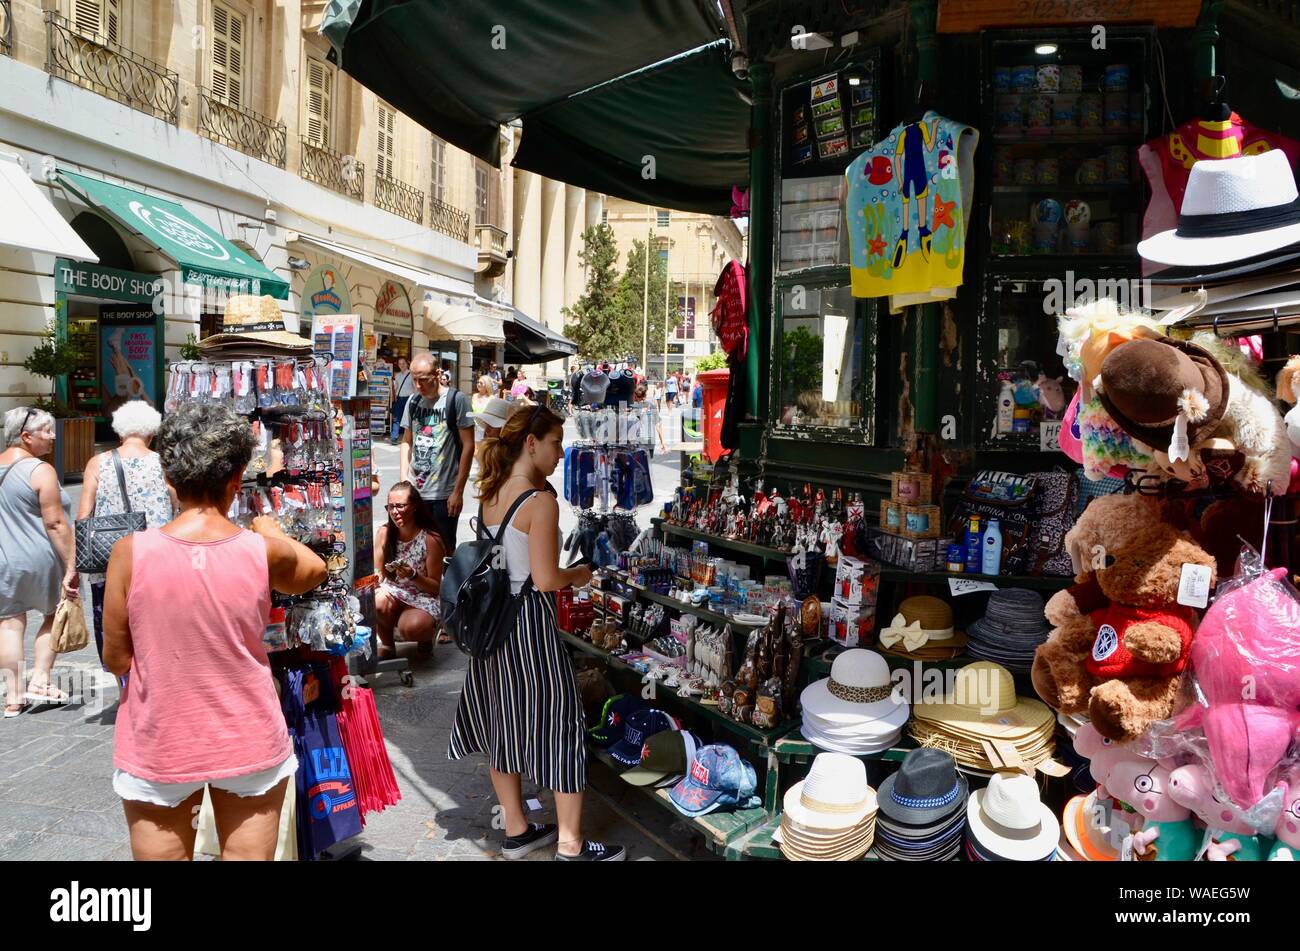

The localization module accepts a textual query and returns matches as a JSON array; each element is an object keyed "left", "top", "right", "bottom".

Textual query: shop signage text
[
  {"left": 937, "top": 0, "right": 1201, "bottom": 32},
  {"left": 374, "top": 280, "right": 414, "bottom": 334},
  {"left": 56, "top": 260, "right": 164, "bottom": 304},
  {"left": 300, "top": 264, "right": 352, "bottom": 318}
]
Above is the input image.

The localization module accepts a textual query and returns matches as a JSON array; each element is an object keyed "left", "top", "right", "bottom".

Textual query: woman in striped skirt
[{"left": 448, "top": 404, "right": 625, "bottom": 861}]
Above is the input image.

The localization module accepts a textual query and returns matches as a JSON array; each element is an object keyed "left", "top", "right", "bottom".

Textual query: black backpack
[{"left": 440, "top": 489, "right": 537, "bottom": 660}]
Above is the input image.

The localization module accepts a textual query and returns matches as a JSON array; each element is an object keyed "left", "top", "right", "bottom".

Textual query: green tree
[
  {"left": 562, "top": 224, "right": 629, "bottom": 360},
  {"left": 783, "top": 326, "right": 823, "bottom": 398},
  {"left": 618, "top": 239, "right": 678, "bottom": 365}
]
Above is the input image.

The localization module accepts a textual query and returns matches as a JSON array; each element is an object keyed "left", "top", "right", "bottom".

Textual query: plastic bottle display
[
  {"left": 982, "top": 518, "right": 1004, "bottom": 576},
  {"left": 965, "top": 515, "right": 983, "bottom": 573},
  {"left": 997, "top": 381, "right": 1015, "bottom": 434}
]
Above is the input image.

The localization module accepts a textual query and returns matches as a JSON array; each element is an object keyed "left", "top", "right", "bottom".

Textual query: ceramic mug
[
  {"left": 1097, "top": 221, "right": 1121, "bottom": 253},
  {"left": 1012, "top": 66, "right": 1036, "bottom": 92},
  {"left": 1104, "top": 92, "right": 1128, "bottom": 130},
  {"left": 1106, "top": 145, "right": 1131, "bottom": 182},
  {"left": 1061, "top": 65, "right": 1084, "bottom": 92},
  {"left": 997, "top": 94, "right": 1024, "bottom": 132},
  {"left": 1103, "top": 64, "right": 1130, "bottom": 92},
  {"left": 1037, "top": 157, "right": 1061, "bottom": 185},
  {"left": 1052, "top": 93, "right": 1078, "bottom": 131},
  {"left": 1037, "top": 64, "right": 1061, "bottom": 93},
  {"left": 1076, "top": 157, "right": 1105, "bottom": 185},
  {"left": 1079, "top": 93, "right": 1103, "bottom": 129},
  {"left": 993, "top": 67, "right": 1012, "bottom": 92},
  {"left": 1026, "top": 94, "right": 1053, "bottom": 134},
  {"left": 1034, "top": 199, "right": 1063, "bottom": 252},
  {"left": 1015, "top": 158, "right": 1037, "bottom": 184},
  {"left": 1066, "top": 200, "right": 1091, "bottom": 251}
]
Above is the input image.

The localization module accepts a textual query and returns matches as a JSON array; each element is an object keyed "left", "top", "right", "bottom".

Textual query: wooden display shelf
[
  {"left": 609, "top": 574, "right": 737, "bottom": 628},
  {"left": 773, "top": 730, "right": 916, "bottom": 766},
  {"left": 992, "top": 132, "right": 1141, "bottom": 145},
  {"left": 991, "top": 184, "right": 1134, "bottom": 195},
  {"left": 724, "top": 813, "right": 882, "bottom": 861},
  {"left": 653, "top": 517, "right": 793, "bottom": 563}
]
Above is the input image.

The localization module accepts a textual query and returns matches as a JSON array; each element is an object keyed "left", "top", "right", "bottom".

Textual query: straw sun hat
[
  {"left": 877, "top": 595, "right": 967, "bottom": 661},
  {"left": 198, "top": 294, "right": 311, "bottom": 351}
]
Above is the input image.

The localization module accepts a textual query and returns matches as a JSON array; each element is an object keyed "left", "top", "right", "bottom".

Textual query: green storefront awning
[
  {"left": 57, "top": 170, "right": 290, "bottom": 300},
  {"left": 321, "top": 0, "right": 748, "bottom": 214}
]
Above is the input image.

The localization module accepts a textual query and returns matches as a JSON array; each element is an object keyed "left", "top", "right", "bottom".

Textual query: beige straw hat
[
  {"left": 877, "top": 595, "right": 968, "bottom": 660},
  {"left": 198, "top": 295, "right": 312, "bottom": 352}
]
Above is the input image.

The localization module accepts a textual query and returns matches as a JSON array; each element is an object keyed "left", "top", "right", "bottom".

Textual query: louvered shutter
[
  {"left": 73, "top": 0, "right": 117, "bottom": 42},
  {"left": 305, "top": 58, "right": 332, "bottom": 147},
  {"left": 377, "top": 103, "right": 395, "bottom": 179},
  {"left": 211, "top": 3, "right": 245, "bottom": 107}
]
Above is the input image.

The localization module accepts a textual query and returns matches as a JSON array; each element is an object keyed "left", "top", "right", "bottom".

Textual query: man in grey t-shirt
[{"left": 399, "top": 354, "right": 474, "bottom": 551}]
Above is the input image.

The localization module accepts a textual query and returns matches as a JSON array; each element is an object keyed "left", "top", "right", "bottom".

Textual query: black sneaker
[
  {"left": 554, "top": 840, "right": 626, "bottom": 862},
  {"left": 501, "top": 823, "right": 558, "bottom": 860}
]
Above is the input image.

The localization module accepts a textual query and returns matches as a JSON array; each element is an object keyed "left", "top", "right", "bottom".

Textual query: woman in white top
[
  {"left": 390, "top": 357, "right": 415, "bottom": 443},
  {"left": 448, "top": 405, "right": 624, "bottom": 862}
]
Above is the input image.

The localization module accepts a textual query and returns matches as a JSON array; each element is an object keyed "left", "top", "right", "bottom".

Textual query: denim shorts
[{"left": 113, "top": 753, "right": 299, "bottom": 808}]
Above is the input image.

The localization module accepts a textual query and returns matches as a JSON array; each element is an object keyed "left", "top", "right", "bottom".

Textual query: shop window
[
  {"left": 210, "top": 1, "right": 246, "bottom": 108},
  {"left": 304, "top": 55, "right": 334, "bottom": 148},
  {"left": 656, "top": 209, "right": 670, "bottom": 228},
  {"left": 430, "top": 136, "right": 446, "bottom": 202},
  {"left": 775, "top": 281, "right": 872, "bottom": 435},
  {"left": 376, "top": 101, "right": 396, "bottom": 179},
  {"left": 72, "top": 0, "right": 121, "bottom": 42}
]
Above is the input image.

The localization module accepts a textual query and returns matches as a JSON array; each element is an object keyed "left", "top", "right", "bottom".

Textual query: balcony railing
[
  {"left": 2, "top": 0, "right": 13, "bottom": 56},
  {"left": 45, "top": 12, "right": 179, "bottom": 124},
  {"left": 198, "top": 89, "right": 287, "bottom": 168},
  {"left": 429, "top": 194, "right": 471, "bottom": 243},
  {"left": 300, "top": 136, "right": 364, "bottom": 201},
  {"left": 475, "top": 223, "right": 509, "bottom": 278},
  {"left": 375, "top": 173, "right": 425, "bottom": 224}
]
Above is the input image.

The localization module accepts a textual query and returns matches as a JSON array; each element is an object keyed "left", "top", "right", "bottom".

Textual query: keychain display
[{"left": 165, "top": 356, "right": 331, "bottom": 417}]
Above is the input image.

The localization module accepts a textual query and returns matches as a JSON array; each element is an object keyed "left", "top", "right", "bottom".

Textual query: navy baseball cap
[
  {"left": 608, "top": 708, "right": 677, "bottom": 767},
  {"left": 588, "top": 695, "right": 647, "bottom": 749},
  {"left": 669, "top": 744, "right": 760, "bottom": 818}
]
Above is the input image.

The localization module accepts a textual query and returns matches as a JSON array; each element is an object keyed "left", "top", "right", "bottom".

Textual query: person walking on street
[
  {"left": 102, "top": 403, "right": 327, "bottom": 859},
  {"left": 664, "top": 371, "right": 679, "bottom": 407},
  {"left": 399, "top": 353, "right": 475, "bottom": 553},
  {"left": 449, "top": 404, "right": 625, "bottom": 861},
  {"left": 77, "top": 400, "right": 176, "bottom": 673},
  {"left": 631, "top": 384, "right": 667, "bottom": 456},
  {"left": 472, "top": 375, "right": 495, "bottom": 416},
  {"left": 0, "top": 407, "right": 78, "bottom": 715},
  {"left": 375, "top": 482, "right": 448, "bottom": 654},
  {"left": 391, "top": 357, "right": 415, "bottom": 443}
]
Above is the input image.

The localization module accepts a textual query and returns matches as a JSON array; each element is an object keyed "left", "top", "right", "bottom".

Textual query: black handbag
[{"left": 75, "top": 450, "right": 146, "bottom": 573}]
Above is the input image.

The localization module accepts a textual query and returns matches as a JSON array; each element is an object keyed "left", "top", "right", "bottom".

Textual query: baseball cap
[
  {"left": 608, "top": 708, "right": 677, "bottom": 767},
  {"left": 668, "top": 744, "right": 760, "bottom": 818},
  {"left": 587, "top": 695, "right": 647, "bottom": 749},
  {"left": 621, "top": 729, "right": 701, "bottom": 787}
]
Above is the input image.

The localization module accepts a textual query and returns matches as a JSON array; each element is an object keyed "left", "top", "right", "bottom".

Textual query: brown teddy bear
[{"left": 1031, "top": 492, "right": 1216, "bottom": 742}]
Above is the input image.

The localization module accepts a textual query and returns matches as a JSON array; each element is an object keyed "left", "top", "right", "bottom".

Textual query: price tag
[
  {"left": 1040, "top": 420, "right": 1063, "bottom": 453},
  {"left": 948, "top": 578, "right": 999, "bottom": 597},
  {"left": 1177, "top": 563, "right": 1212, "bottom": 608}
]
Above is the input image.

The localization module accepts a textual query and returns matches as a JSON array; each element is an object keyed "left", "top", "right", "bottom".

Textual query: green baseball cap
[{"left": 621, "top": 729, "right": 701, "bottom": 787}]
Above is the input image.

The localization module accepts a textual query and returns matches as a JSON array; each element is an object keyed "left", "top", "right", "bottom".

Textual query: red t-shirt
[{"left": 1085, "top": 603, "right": 1197, "bottom": 679}]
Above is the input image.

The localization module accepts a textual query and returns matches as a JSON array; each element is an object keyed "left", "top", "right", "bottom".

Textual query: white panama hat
[
  {"left": 1138, "top": 151, "right": 1300, "bottom": 267},
  {"left": 782, "top": 752, "right": 878, "bottom": 832},
  {"left": 800, "top": 649, "right": 909, "bottom": 727},
  {"left": 965, "top": 771, "right": 1060, "bottom": 862}
]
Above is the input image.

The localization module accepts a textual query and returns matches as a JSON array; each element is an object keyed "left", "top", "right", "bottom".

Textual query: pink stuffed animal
[
  {"left": 1108, "top": 758, "right": 1197, "bottom": 861},
  {"left": 1172, "top": 566, "right": 1300, "bottom": 808},
  {"left": 1074, "top": 722, "right": 1146, "bottom": 790},
  {"left": 1269, "top": 781, "right": 1300, "bottom": 861},
  {"left": 1168, "top": 763, "right": 1268, "bottom": 861}
]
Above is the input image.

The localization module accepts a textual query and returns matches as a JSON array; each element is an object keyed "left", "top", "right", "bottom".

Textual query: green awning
[
  {"left": 322, "top": 0, "right": 748, "bottom": 214},
  {"left": 57, "top": 170, "right": 290, "bottom": 299}
]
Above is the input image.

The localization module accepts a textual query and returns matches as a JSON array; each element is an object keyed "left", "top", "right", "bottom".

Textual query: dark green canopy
[{"left": 322, "top": 0, "right": 750, "bottom": 214}]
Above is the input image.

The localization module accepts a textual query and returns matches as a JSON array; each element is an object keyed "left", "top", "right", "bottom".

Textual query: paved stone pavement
[{"left": 2, "top": 418, "right": 718, "bottom": 861}]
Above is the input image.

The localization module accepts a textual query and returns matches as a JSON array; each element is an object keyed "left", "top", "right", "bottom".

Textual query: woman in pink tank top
[{"left": 102, "top": 404, "right": 327, "bottom": 861}]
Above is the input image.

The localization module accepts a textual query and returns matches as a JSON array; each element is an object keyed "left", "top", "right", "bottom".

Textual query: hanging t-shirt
[
  {"left": 1140, "top": 114, "right": 1300, "bottom": 274},
  {"left": 845, "top": 112, "right": 978, "bottom": 310}
]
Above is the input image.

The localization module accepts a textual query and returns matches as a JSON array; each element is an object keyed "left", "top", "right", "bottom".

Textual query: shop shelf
[
  {"left": 773, "top": 730, "right": 915, "bottom": 765},
  {"left": 878, "top": 567, "right": 1074, "bottom": 590},
  {"left": 652, "top": 518, "right": 793, "bottom": 564},
  {"left": 604, "top": 570, "right": 741, "bottom": 628},
  {"left": 723, "top": 812, "right": 885, "bottom": 861},
  {"left": 991, "top": 184, "right": 1135, "bottom": 195},
  {"left": 992, "top": 132, "right": 1141, "bottom": 145},
  {"left": 557, "top": 627, "right": 799, "bottom": 746}
]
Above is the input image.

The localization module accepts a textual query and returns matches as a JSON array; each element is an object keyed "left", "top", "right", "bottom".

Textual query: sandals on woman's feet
[
  {"left": 436, "top": 632, "right": 454, "bottom": 645},
  {"left": 25, "top": 684, "right": 70, "bottom": 704},
  {"left": 4, "top": 704, "right": 26, "bottom": 719}
]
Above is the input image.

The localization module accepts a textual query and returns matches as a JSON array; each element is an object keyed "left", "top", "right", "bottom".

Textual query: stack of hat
[
  {"left": 874, "top": 748, "right": 969, "bottom": 861},
  {"left": 587, "top": 694, "right": 648, "bottom": 750},
  {"left": 964, "top": 771, "right": 1061, "bottom": 862},
  {"left": 910, "top": 661, "right": 1057, "bottom": 775},
  {"left": 198, "top": 295, "right": 312, "bottom": 356},
  {"left": 668, "top": 744, "right": 761, "bottom": 818},
  {"left": 965, "top": 589, "right": 1051, "bottom": 674},
  {"left": 619, "top": 728, "right": 702, "bottom": 789},
  {"left": 800, "top": 649, "right": 910, "bottom": 756},
  {"left": 876, "top": 596, "right": 967, "bottom": 662},
  {"left": 777, "top": 752, "right": 879, "bottom": 861},
  {"left": 607, "top": 708, "right": 678, "bottom": 767},
  {"left": 1059, "top": 790, "right": 1127, "bottom": 861}
]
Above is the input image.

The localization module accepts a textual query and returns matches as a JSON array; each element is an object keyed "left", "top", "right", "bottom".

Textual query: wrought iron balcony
[
  {"left": 429, "top": 194, "right": 471, "bottom": 243},
  {"left": 198, "top": 89, "right": 287, "bottom": 168},
  {"left": 45, "top": 12, "right": 179, "bottom": 124},
  {"left": 300, "top": 136, "right": 364, "bottom": 201},
  {"left": 2, "top": 0, "right": 13, "bottom": 56},
  {"left": 475, "top": 223, "right": 509, "bottom": 278},
  {"left": 375, "top": 173, "right": 425, "bottom": 224}
]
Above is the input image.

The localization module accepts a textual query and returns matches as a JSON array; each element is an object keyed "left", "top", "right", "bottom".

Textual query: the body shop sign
[
  {"left": 374, "top": 280, "right": 413, "bottom": 335},
  {"left": 300, "top": 264, "right": 352, "bottom": 321},
  {"left": 56, "top": 260, "right": 165, "bottom": 303}
]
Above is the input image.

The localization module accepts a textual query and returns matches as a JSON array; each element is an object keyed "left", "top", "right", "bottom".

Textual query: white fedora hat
[
  {"left": 800, "top": 649, "right": 909, "bottom": 726},
  {"left": 1139, "top": 151, "right": 1300, "bottom": 267},
  {"left": 473, "top": 396, "right": 512, "bottom": 429},
  {"left": 965, "top": 772, "right": 1060, "bottom": 862},
  {"left": 782, "top": 752, "right": 878, "bottom": 832}
]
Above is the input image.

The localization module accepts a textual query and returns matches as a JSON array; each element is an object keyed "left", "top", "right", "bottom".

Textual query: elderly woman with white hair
[
  {"left": 0, "top": 406, "right": 77, "bottom": 715},
  {"left": 78, "top": 400, "right": 177, "bottom": 672}
]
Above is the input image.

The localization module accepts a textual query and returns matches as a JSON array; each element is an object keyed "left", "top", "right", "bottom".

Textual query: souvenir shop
[
  {"left": 323, "top": 0, "right": 1300, "bottom": 863},
  {"left": 176, "top": 294, "right": 402, "bottom": 860}
]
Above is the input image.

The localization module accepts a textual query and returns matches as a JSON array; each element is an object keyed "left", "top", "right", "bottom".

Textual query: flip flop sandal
[
  {"left": 436, "top": 632, "right": 454, "bottom": 645},
  {"left": 4, "top": 704, "right": 26, "bottom": 719},
  {"left": 25, "top": 686, "right": 70, "bottom": 704}
]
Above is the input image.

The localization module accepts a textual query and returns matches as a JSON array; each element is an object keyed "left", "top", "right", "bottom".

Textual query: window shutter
[
  {"left": 210, "top": 4, "right": 246, "bottom": 107},
  {"left": 430, "top": 137, "right": 445, "bottom": 202},
  {"left": 73, "top": 0, "right": 112, "bottom": 39},
  {"left": 305, "top": 58, "right": 333, "bottom": 147},
  {"left": 377, "top": 103, "right": 395, "bottom": 179}
]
